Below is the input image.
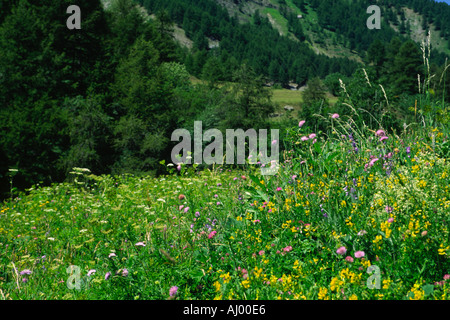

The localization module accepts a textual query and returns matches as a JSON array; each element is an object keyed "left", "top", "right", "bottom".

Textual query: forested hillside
[{"left": 140, "top": 0, "right": 450, "bottom": 81}]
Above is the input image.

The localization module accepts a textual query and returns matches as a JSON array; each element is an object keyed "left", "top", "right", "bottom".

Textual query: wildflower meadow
[
  {"left": 3, "top": 0, "right": 450, "bottom": 305},
  {"left": 1, "top": 103, "right": 449, "bottom": 301}
]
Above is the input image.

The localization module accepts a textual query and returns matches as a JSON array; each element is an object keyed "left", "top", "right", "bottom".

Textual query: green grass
[
  {"left": 272, "top": 88, "right": 303, "bottom": 106},
  {"left": 271, "top": 88, "right": 338, "bottom": 108},
  {"left": 284, "top": 0, "right": 303, "bottom": 15},
  {"left": 262, "top": 7, "right": 289, "bottom": 36}
]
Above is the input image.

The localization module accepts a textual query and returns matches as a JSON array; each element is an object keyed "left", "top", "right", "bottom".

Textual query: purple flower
[
  {"left": 20, "top": 269, "right": 32, "bottom": 275},
  {"left": 336, "top": 246, "right": 347, "bottom": 255},
  {"left": 299, "top": 120, "right": 306, "bottom": 128},
  {"left": 135, "top": 241, "right": 146, "bottom": 247},
  {"left": 122, "top": 269, "right": 129, "bottom": 277},
  {"left": 87, "top": 269, "right": 96, "bottom": 277},
  {"left": 169, "top": 286, "right": 178, "bottom": 297},
  {"left": 331, "top": 113, "right": 339, "bottom": 119},
  {"left": 368, "top": 158, "right": 379, "bottom": 167},
  {"left": 105, "top": 272, "right": 111, "bottom": 280},
  {"left": 354, "top": 251, "right": 365, "bottom": 258},
  {"left": 357, "top": 230, "right": 367, "bottom": 236},
  {"left": 208, "top": 231, "right": 217, "bottom": 239}
]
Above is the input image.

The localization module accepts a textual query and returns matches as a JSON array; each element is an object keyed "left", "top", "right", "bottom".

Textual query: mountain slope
[
  {"left": 135, "top": 0, "right": 450, "bottom": 89},
  {"left": 211, "top": 0, "right": 450, "bottom": 61}
]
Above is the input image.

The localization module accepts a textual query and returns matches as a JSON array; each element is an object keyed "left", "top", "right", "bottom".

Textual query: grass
[
  {"left": 271, "top": 88, "right": 338, "bottom": 108},
  {"left": 284, "top": 0, "right": 303, "bottom": 15},
  {"left": 272, "top": 88, "right": 303, "bottom": 106},
  {"left": 1, "top": 102, "right": 450, "bottom": 300},
  {"left": 262, "top": 7, "right": 289, "bottom": 36}
]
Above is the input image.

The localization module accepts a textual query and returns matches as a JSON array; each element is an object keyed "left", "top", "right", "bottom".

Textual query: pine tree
[
  {"left": 0, "top": 0, "right": 110, "bottom": 190},
  {"left": 392, "top": 40, "right": 423, "bottom": 95},
  {"left": 302, "top": 77, "right": 328, "bottom": 105},
  {"left": 367, "top": 39, "right": 386, "bottom": 78},
  {"left": 202, "top": 55, "right": 224, "bottom": 87}
]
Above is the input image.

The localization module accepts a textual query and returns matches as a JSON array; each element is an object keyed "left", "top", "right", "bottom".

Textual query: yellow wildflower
[
  {"left": 241, "top": 279, "right": 250, "bottom": 289},
  {"left": 382, "top": 279, "right": 392, "bottom": 290},
  {"left": 318, "top": 287, "right": 328, "bottom": 300},
  {"left": 214, "top": 281, "right": 221, "bottom": 292},
  {"left": 220, "top": 272, "right": 231, "bottom": 284}
]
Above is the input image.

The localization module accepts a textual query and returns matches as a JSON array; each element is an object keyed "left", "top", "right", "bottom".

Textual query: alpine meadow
[{"left": 1, "top": 0, "right": 450, "bottom": 303}]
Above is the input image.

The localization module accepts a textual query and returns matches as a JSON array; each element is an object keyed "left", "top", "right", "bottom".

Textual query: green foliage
[
  {"left": 113, "top": 36, "right": 162, "bottom": 117},
  {"left": 0, "top": 0, "right": 111, "bottom": 195},
  {"left": 324, "top": 73, "right": 348, "bottom": 96},
  {"left": 302, "top": 77, "right": 328, "bottom": 106},
  {"left": 112, "top": 114, "right": 169, "bottom": 174},
  {"left": 392, "top": 41, "right": 423, "bottom": 95},
  {"left": 218, "top": 64, "right": 274, "bottom": 130},
  {"left": 202, "top": 55, "right": 224, "bottom": 88},
  {"left": 298, "top": 77, "right": 329, "bottom": 131},
  {"left": 58, "top": 96, "right": 113, "bottom": 175},
  {"left": 160, "top": 62, "right": 191, "bottom": 90}
]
